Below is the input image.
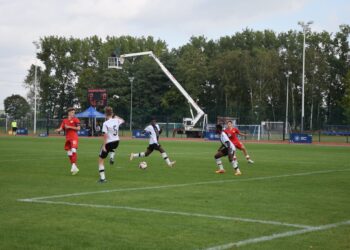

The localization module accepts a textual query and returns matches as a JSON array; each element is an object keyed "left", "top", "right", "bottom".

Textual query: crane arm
[{"left": 119, "top": 51, "right": 205, "bottom": 127}]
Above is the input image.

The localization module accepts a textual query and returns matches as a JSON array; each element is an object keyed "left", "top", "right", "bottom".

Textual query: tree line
[{"left": 13, "top": 26, "right": 350, "bottom": 130}]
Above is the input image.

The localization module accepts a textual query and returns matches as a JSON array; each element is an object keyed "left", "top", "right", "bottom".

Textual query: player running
[
  {"left": 55, "top": 107, "right": 81, "bottom": 175},
  {"left": 97, "top": 106, "right": 124, "bottom": 183},
  {"left": 130, "top": 117, "right": 176, "bottom": 167},
  {"left": 224, "top": 120, "right": 254, "bottom": 164},
  {"left": 215, "top": 124, "right": 241, "bottom": 175}
]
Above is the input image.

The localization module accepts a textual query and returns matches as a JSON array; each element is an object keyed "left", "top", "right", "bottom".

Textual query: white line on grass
[
  {"left": 17, "top": 199, "right": 313, "bottom": 229},
  {"left": 21, "top": 168, "right": 350, "bottom": 201},
  {"left": 203, "top": 219, "right": 350, "bottom": 250}
]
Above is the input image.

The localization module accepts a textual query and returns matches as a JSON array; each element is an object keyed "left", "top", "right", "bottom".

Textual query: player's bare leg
[{"left": 242, "top": 146, "right": 254, "bottom": 164}]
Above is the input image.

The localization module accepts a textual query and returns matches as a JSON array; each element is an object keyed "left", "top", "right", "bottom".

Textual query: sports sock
[
  {"left": 71, "top": 163, "right": 78, "bottom": 172},
  {"left": 216, "top": 158, "right": 224, "bottom": 170},
  {"left": 246, "top": 155, "right": 250, "bottom": 160},
  {"left": 110, "top": 152, "right": 115, "bottom": 160},
  {"left": 161, "top": 152, "right": 171, "bottom": 166},
  {"left": 99, "top": 164, "right": 105, "bottom": 180},
  {"left": 133, "top": 152, "right": 145, "bottom": 158},
  {"left": 231, "top": 160, "right": 238, "bottom": 169}
]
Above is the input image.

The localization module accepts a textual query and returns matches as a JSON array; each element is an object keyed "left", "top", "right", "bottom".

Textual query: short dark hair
[
  {"left": 216, "top": 124, "right": 223, "bottom": 131},
  {"left": 67, "top": 107, "right": 75, "bottom": 112}
]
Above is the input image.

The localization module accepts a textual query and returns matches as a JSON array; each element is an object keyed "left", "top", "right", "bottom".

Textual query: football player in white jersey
[
  {"left": 214, "top": 124, "right": 241, "bottom": 176},
  {"left": 98, "top": 106, "right": 124, "bottom": 183},
  {"left": 130, "top": 117, "right": 176, "bottom": 167}
]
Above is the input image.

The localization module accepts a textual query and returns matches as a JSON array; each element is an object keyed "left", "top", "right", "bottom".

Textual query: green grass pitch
[{"left": 0, "top": 136, "right": 349, "bottom": 249}]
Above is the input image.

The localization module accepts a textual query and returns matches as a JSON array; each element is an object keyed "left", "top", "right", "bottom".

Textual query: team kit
[{"left": 56, "top": 107, "right": 254, "bottom": 183}]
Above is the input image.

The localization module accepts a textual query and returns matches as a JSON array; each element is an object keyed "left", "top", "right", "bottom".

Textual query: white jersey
[
  {"left": 220, "top": 131, "right": 236, "bottom": 152},
  {"left": 144, "top": 124, "right": 160, "bottom": 145},
  {"left": 102, "top": 117, "right": 124, "bottom": 143}
]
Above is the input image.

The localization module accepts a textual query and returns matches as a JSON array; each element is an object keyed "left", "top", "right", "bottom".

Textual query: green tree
[
  {"left": 174, "top": 36, "right": 210, "bottom": 121},
  {"left": 24, "top": 28, "right": 350, "bottom": 130},
  {"left": 4, "top": 95, "right": 30, "bottom": 119},
  {"left": 341, "top": 71, "right": 350, "bottom": 123}
]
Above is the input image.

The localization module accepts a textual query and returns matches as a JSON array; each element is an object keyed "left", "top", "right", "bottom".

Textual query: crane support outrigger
[{"left": 108, "top": 51, "right": 207, "bottom": 138}]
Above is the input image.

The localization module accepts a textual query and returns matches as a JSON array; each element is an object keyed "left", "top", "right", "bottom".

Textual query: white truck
[{"left": 108, "top": 51, "right": 207, "bottom": 138}]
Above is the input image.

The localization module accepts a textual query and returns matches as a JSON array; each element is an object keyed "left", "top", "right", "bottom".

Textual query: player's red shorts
[
  {"left": 233, "top": 141, "right": 244, "bottom": 150},
  {"left": 64, "top": 138, "right": 78, "bottom": 151}
]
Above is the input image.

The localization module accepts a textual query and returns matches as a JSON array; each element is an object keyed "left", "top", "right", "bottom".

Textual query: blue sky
[{"left": 0, "top": 0, "right": 349, "bottom": 110}]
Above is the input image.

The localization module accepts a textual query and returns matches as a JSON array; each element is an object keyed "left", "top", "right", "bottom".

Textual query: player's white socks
[
  {"left": 216, "top": 159, "right": 224, "bottom": 170},
  {"left": 110, "top": 152, "right": 115, "bottom": 161},
  {"left": 231, "top": 160, "right": 239, "bottom": 169},
  {"left": 161, "top": 152, "right": 172, "bottom": 166},
  {"left": 71, "top": 163, "right": 78, "bottom": 171},
  {"left": 99, "top": 164, "right": 105, "bottom": 180},
  {"left": 133, "top": 152, "right": 145, "bottom": 158}
]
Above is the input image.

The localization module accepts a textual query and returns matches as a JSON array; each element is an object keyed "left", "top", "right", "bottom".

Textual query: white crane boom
[{"left": 118, "top": 51, "right": 206, "bottom": 130}]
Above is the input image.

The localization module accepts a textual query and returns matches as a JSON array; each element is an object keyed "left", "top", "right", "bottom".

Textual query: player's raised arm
[
  {"left": 113, "top": 115, "right": 125, "bottom": 125},
  {"left": 237, "top": 131, "right": 248, "bottom": 137}
]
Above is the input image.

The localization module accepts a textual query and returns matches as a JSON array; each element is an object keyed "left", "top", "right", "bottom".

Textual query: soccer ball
[{"left": 139, "top": 161, "right": 148, "bottom": 169}]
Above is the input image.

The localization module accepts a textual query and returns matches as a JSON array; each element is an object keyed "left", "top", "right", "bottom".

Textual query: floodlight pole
[
  {"left": 285, "top": 71, "right": 292, "bottom": 138},
  {"left": 129, "top": 77, "right": 134, "bottom": 132},
  {"left": 298, "top": 21, "right": 313, "bottom": 132},
  {"left": 33, "top": 41, "right": 39, "bottom": 135}
]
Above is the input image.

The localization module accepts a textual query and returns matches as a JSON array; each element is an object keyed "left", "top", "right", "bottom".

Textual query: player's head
[
  {"left": 216, "top": 124, "right": 223, "bottom": 134},
  {"left": 105, "top": 106, "right": 113, "bottom": 117},
  {"left": 150, "top": 117, "right": 157, "bottom": 125},
  {"left": 67, "top": 107, "right": 75, "bottom": 117},
  {"left": 227, "top": 120, "right": 233, "bottom": 128}
]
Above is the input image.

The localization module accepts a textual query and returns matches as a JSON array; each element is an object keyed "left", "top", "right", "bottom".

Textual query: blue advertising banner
[
  {"left": 16, "top": 128, "right": 28, "bottom": 135},
  {"left": 205, "top": 131, "right": 219, "bottom": 141},
  {"left": 290, "top": 133, "right": 312, "bottom": 143},
  {"left": 78, "top": 129, "right": 90, "bottom": 136},
  {"left": 132, "top": 130, "right": 149, "bottom": 139}
]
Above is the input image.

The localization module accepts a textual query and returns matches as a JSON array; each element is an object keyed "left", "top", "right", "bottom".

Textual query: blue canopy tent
[
  {"left": 75, "top": 106, "right": 105, "bottom": 136},
  {"left": 75, "top": 106, "right": 105, "bottom": 118}
]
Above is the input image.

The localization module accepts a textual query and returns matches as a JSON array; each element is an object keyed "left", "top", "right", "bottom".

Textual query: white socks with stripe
[
  {"left": 133, "top": 152, "right": 145, "bottom": 158},
  {"left": 161, "top": 152, "right": 171, "bottom": 166},
  {"left": 99, "top": 164, "right": 105, "bottom": 180}
]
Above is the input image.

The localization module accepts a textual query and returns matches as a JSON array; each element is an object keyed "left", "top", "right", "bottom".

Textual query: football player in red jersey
[
  {"left": 224, "top": 120, "right": 254, "bottom": 164},
  {"left": 55, "top": 107, "right": 81, "bottom": 175}
]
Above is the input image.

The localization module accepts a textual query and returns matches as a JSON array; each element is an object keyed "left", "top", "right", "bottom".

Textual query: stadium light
[
  {"left": 33, "top": 41, "right": 40, "bottom": 134},
  {"left": 285, "top": 71, "right": 292, "bottom": 138},
  {"left": 298, "top": 21, "right": 313, "bottom": 132},
  {"left": 129, "top": 77, "right": 134, "bottom": 132}
]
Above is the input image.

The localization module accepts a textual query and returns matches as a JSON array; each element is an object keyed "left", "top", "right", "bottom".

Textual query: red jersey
[
  {"left": 60, "top": 117, "right": 80, "bottom": 140},
  {"left": 224, "top": 127, "right": 241, "bottom": 144}
]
